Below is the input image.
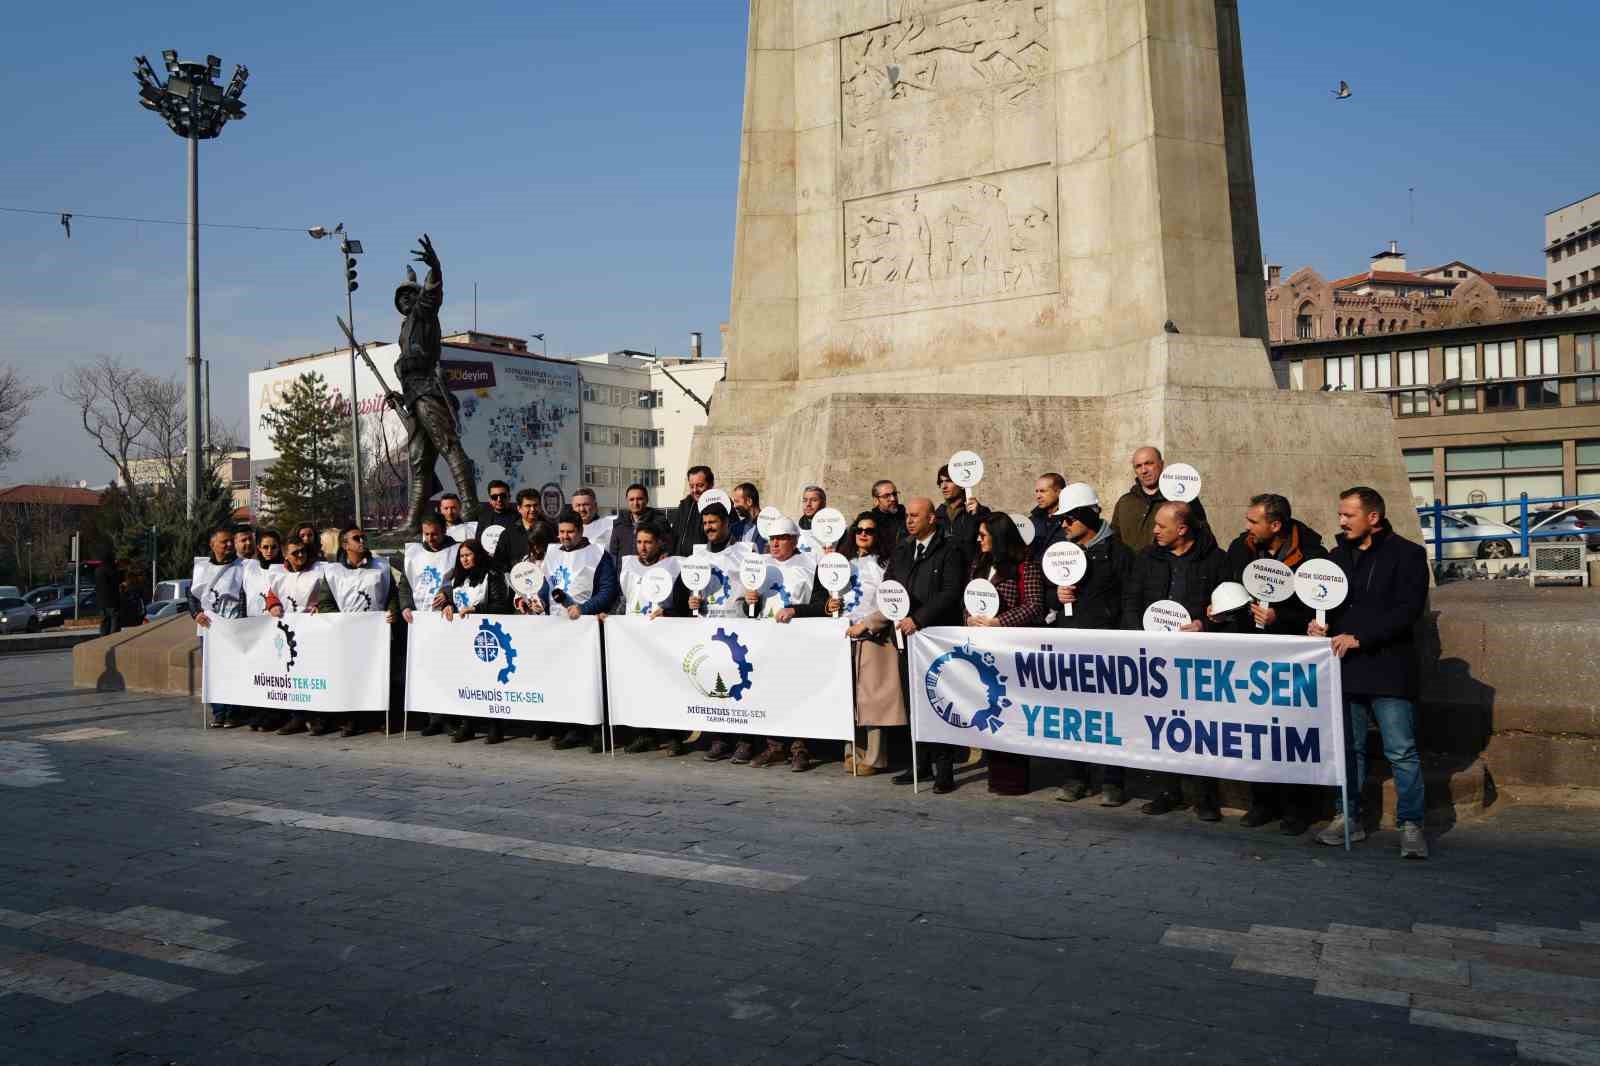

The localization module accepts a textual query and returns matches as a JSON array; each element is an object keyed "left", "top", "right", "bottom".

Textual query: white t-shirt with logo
[
  {"left": 403, "top": 542, "right": 460, "bottom": 614},
  {"left": 320, "top": 556, "right": 392, "bottom": 613},
  {"left": 545, "top": 542, "right": 608, "bottom": 612},
  {"left": 620, "top": 555, "right": 680, "bottom": 615}
]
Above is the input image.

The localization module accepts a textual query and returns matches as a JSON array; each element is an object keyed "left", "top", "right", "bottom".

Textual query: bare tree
[
  {"left": 0, "top": 364, "right": 45, "bottom": 473},
  {"left": 363, "top": 412, "right": 410, "bottom": 529},
  {"left": 57, "top": 357, "right": 152, "bottom": 488},
  {"left": 0, "top": 482, "right": 87, "bottom": 587}
]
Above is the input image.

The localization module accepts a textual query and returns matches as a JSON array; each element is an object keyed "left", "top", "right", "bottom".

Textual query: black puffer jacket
[
  {"left": 670, "top": 495, "right": 707, "bottom": 557},
  {"left": 1224, "top": 519, "right": 1328, "bottom": 637},
  {"left": 1049, "top": 524, "right": 1132, "bottom": 631},
  {"left": 1325, "top": 522, "right": 1429, "bottom": 698},
  {"left": 1121, "top": 526, "right": 1230, "bottom": 630}
]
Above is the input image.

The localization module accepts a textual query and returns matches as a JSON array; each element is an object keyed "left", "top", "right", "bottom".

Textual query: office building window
[
  {"left": 1577, "top": 334, "right": 1599, "bottom": 404},
  {"left": 1443, "top": 344, "right": 1478, "bottom": 411},
  {"left": 1323, "top": 355, "right": 1355, "bottom": 390},
  {"left": 1525, "top": 337, "right": 1561, "bottom": 408},
  {"left": 1360, "top": 352, "right": 1392, "bottom": 390},
  {"left": 1296, "top": 310, "right": 1315, "bottom": 339},
  {"left": 629, "top": 468, "right": 666, "bottom": 488},
  {"left": 582, "top": 466, "right": 618, "bottom": 487}
]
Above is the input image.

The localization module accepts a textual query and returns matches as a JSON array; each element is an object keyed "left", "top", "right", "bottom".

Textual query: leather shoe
[
  {"left": 1141, "top": 792, "right": 1182, "bottom": 816},
  {"left": 931, "top": 758, "right": 956, "bottom": 794},
  {"left": 729, "top": 741, "right": 755, "bottom": 765},
  {"left": 892, "top": 766, "right": 931, "bottom": 786},
  {"left": 1195, "top": 803, "right": 1222, "bottom": 823},
  {"left": 1100, "top": 784, "right": 1127, "bottom": 807},
  {"left": 704, "top": 740, "right": 732, "bottom": 762},
  {"left": 1240, "top": 806, "right": 1278, "bottom": 828},
  {"left": 1280, "top": 816, "right": 1310, "bottom": 836}
]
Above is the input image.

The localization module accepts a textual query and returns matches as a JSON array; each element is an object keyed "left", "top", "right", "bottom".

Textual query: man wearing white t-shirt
[{"left": 613, "top": 516, "right": 691, "bottom": 756}]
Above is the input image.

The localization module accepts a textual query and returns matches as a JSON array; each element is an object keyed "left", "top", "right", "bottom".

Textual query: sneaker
[
  {"left": 749, "top": 742, "right": 786, "bottom": 769},
  {"left": 1317, "top": 814, "right": 1367, "bottom": 846},
  {"left": 788, "top": 742, "right": 812, "bottom": 773},
  {"left": 704, "top": 740, "right": 732, "bottom": 762},
  {"left": 1100, "top": 783, "right": 1127, "bottom": 807},
  {"left": 667, "top": 738, "right": 690, "bottom": 757},
  {"left": 1240, "top": 807, "right": 1278, "bottom": 828},
  {"left": 1399, "top": 821, "right": 1429, "bottom": 859},
  {"left": 623, "top": 735, "right": 656, "bottom": 755},
  {"left": 729, "top": 741, "right": 755, "bottom": 765},
  {"left": 1056, "top": 781, "right": 1089, "bottom": 803},
  {"left": 1141, "top": 792, "right": 1182, "bottom": 816}
]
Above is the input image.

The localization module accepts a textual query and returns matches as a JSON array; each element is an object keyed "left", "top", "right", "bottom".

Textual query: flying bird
[
  {"left": 60, "top": 213, "right": 71, "bottom": 239},
  {"left": 1331, "top": 80, "right": 1352, "bottom": 100}
]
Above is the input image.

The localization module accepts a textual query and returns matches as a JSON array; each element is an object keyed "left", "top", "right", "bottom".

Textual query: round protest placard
[
  {"left": 947, "top": 450, "right": 984, "bottom": 489},
  {"left": 815, "top": 554, "right": 852, "bottom": 593},
  {"left": 697, "top": 488, "right": 733, "bottom": 513},
  {"left": 1009, "top": 513, "right": 1034, "bottom": 546},
  {"left": 964, "top": 578, "right": 1000, "bottom": 620},
  {"left": 640, "top": 569, "right": 675, "bottom": 605},
  {"left": 810, "top": 507, "right": 848, "bottom": 546},
  {"left": 756, "top": 505, "right": 784, "bottom": 539},
  {"left": 739, "top": 555, "right": 768, "bottom": 592},
  {"left": 1159, "top": 462, "right": 1203, "bottom": 502},
  {"left": 508, "top": 560, "right": 543, "bottom": 598},
  {"left": 479, "top": 524, "right": 505, "bottom": 556},
  {"left": 1041, "top": 541, "right": 1088, "bottom": 587},
  {"left": 679, "top": 558, "right": 712, "bottom": 592},
  {"left": 1242, "top": 558, "right": 1294, "bottom": 603},
  {"left": 1293, "top": 557, "right": 1349, "bottom": 623},
  {"left": 876, "top": 580, "right": 909, "bottom": 620},
  {"left": 1142, "top": 599, "right": 1192, "bottom": 632}
]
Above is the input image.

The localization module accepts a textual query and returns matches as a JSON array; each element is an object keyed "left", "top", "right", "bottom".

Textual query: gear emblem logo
[
  {"left": 272, "top": 620, "right": 299, "bottom": 673},
  {"left": 923, "top": 641, "right": 1009, "bottom": 733},
  {"left": 681, "top": 628, "right": 754, "bottom": 701},
  {"left": 473, "top": 619, "right": 517, "bottom": 684}
]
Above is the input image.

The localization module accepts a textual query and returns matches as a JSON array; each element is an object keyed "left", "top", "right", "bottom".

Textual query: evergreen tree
[
  {"left": 711, "top": 674, "right": 729, "bottom": 698},
  {"left": 257, "top": 373, "right": 351, "bottom": 532}
]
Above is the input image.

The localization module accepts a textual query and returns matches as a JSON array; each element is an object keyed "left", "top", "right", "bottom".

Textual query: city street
[{"left": 2, "top": 649, "right": 1597, "bottom": 1065}]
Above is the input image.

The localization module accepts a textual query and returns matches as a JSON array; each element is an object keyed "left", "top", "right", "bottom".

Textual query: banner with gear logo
[
  {"left": 603, "top": 617, "right": 854, "bottom": 741},
  {"left": 909, "top": 626, "right": 1344, "bottom": 786},
  {"left": 202, "top": 614, "right": 391, "bottom": 712},
  {"left": 404, "top": 613, "right": 603, "bottom": 726}
]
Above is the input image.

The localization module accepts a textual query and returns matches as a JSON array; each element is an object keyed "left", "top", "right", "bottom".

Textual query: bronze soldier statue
[{"left": 388, "top": 234, "right": 480, "bottom": 533}]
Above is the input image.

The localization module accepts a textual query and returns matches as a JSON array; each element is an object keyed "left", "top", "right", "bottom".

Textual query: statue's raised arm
[{"left": 412, "top": 233, "right": 443, "bottom": 310}]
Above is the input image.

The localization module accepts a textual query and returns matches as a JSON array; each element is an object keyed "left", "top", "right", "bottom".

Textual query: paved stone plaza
[{"left": 2, "top": 649, "right": 1597, "bottom": 1065}]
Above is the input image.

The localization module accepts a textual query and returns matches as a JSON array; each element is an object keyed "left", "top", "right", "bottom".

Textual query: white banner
[
  {"left": 202, "top": 613, "right": 391, "bottom": 713},
  {"left": 604, "top": 616, "right": 854, "bottom": 741},
  {"left": 404, "top": 613, "right": 603, "bottom": 726},
  {"left": 909, "top": 627, "right": 1343, "bottom": 786}
]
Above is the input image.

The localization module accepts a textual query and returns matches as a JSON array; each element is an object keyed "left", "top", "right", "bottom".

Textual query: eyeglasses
[
  {"left": 286, "top": 551, "right": 305, "bottom": 559},
  {"left": 348, "top": 533, "right": 365, "bottom": 542},
  {"left": 854, "top": 527, "right": 877, "bottom": 537},
  {"left": 875, "top": 491, "right": 898, "bottom": 500},
  {"left": 489, "top": 492, "right": 509, "bottom": 501}
]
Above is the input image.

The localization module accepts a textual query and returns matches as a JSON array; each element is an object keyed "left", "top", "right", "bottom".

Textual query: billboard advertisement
[{"left": 247, "top": 342, "right": 580, "bottom": 523}]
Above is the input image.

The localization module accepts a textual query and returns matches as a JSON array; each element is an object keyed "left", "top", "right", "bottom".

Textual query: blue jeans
[{"left": 1340, "top": 696, "right": 1424, "bottom": 825}]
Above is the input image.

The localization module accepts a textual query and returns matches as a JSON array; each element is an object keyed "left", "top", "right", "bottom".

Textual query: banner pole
[{"left": 907, "top": 637, "right": 919, "bottom": 795}]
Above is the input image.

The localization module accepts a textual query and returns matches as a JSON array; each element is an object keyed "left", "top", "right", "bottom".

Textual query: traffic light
[{"left": 345, "top": 255, "right": 359, "bottom": 294}]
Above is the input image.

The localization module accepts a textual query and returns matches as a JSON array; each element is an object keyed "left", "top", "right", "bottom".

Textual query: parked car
[
  {"left": 155, "top": 579, "right": 192, "bottom": 604},
  {"left": 1520, "top": 506, "right": 1600, "bottom": 552},
  {"left": 24, "top": 585, "right": 63, "bottom": 607},
  {"left": 1418, "top": 510, "right": 1519, "bottom": 560},
  {"left": 0, "top": 586, "right": 20, "bottom": 601},
  {"left": 35, "top": 589, "right": 97, "bottom": 629},
  {"left": 145, "top": 600, "right": 193, "bottom": 622},
  {"left": 0, "top": 596, "right": 39, "bottom": 633}
]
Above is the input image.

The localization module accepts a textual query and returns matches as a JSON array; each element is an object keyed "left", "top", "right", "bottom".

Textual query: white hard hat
[
  {"left": 768, "top": 516, "right": 800, "bottom": 537},
  {"left": 1210, "top": 582, "right": 1251, "bottom": 615},
  {"left": 1053, "top": 482, "right": 1101, "bottom": 517}
]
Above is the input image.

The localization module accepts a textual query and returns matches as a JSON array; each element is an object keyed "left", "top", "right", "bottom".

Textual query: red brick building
[{"left": 1265, "top": 242, "right": 1546, "bottom": 344}]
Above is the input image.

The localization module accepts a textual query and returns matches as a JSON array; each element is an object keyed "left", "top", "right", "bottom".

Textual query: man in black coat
[
  {"left": 881, "top": 496, "right": 964, "bottom": 793},
  {"left": 869, "top": 479, "right": 908, "bottom": 551},
  {"left": 93, "top": 550, "right": 122, "bottom": 636},
  {"left": 608, "top": 482, "right": 663, "bottom": 559},
  {"left": 934, "top": 464, "right": 988, "bottom": 568},
  {"left": 1311, "top": 486, "right": 1430, "bottom": 859},
  {"left": 1223, "top": 493, "right": 1328, "bottom": 835},
  {"left": 1122, "top": 500, "right": 1230, "bottom": 821},
  {"left": 1047, "top": 485, "right": 1134, "bottom": 806},
  {"left": 1027, "top": 472, "right": 1068, "bottom": 558},
  {"left": 670, "top": 466, "right": 714, "bottom": 556},
  {"left": 491, "top": 488, "right": 556, "bottom": 572}
]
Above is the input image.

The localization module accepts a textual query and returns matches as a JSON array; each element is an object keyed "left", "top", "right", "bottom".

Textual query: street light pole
[
  {"left": 186, "top": 130, "right": 201, "bottom": 519},
  {"left": 309, "top": 224, "right": 365, "bottom": 529},
  {"left": 133, "top": 50, "right": 248, "bottom": 521}
]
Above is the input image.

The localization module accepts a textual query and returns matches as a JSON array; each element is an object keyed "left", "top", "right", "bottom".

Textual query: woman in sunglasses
[{"left": 828, "top": 511, "right": 904, "bottom": 775}]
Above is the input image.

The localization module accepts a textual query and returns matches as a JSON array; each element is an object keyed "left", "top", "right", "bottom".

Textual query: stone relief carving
[
  {"left": 839, "top": 0, "right": 1053, "bottom": 201},
  {"left": 843, "top": 165, "right": 1058, "bottom": 318}
]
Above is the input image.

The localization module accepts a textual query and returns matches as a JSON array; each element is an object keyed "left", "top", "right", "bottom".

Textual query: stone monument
[{"left": 694, "top": 0, "right": 1418, "bottom": 539}]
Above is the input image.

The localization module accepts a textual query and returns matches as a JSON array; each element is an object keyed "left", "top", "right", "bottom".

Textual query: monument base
[{"left": 693, "top": 343, "right": 1420, "bottom": 545}]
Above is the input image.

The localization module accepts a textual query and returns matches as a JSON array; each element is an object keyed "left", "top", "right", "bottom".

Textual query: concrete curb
[{"left": 0, "top": 630, "right": 100, "bottom": 654}]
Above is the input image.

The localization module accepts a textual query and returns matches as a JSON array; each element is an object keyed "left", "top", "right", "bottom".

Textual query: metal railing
[{"left": 1418, "top": 492, "right": 1600, "bottom": 562}]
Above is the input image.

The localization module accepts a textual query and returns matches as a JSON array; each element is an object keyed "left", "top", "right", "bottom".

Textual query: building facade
[
  {"left": 1271, "top": 310, "right": 1600, "bottom": 522},
  {"left": 1265, "top": 243, "right": 1545, "bottom": 344},
  {"left": 1546, "top": 192, "right": 1600, "bottom": 313}
]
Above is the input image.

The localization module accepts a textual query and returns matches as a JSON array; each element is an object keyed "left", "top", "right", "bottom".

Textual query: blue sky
[{"left": 2, "top": 2, "right": 1594, "bottom": 483}]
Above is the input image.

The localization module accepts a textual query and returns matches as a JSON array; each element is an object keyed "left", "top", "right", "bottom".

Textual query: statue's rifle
[{"left": 336, "top": 315, "right": 417, "bottom": 439}]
